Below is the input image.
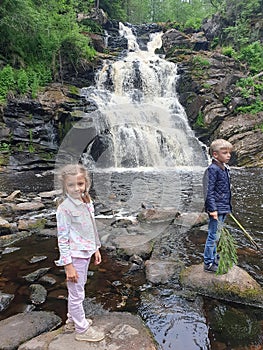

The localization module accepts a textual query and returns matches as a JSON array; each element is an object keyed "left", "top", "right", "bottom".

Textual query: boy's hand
[
  {"left": 65, "top": 263, "right": 79, "bottom": 283},
  {"left": 209, "top": 211, "right": 218, "bottom": 220},
  {"left": 94, "top": 250, "right": 102, "bottom": 265}
]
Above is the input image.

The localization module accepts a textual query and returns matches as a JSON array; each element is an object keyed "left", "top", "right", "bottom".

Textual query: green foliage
[
  {"left": 237, "top": 99, "right": 263, "bottom": 114},
  {"left": 184, "top": 18, "right": 202, "bottom": 30},
  {"left": 217, "top": 225, "right": 238, "bottom": 275},
  {"left": 221, "top": 46, "right": 237, "bottom": 58},
  {"left": 16, "top": 70, "right": 29, "bottom": 95},
  {"left": 223, "top": 96, "right": 231, "bottom": 105},
  {"left": 238, "top": 41, "right": 263, "bottom": 74},
  {"left": 0, "top": 65, "right": 15, "bottom": 101},
  {"left": 192, "top": 55, "right": 211, "bottom": 67},
  {"left": 100, "top": 0, "right": 126, "bottom": 21},
  {"left": 255, "top": 123, "right": 263, "bottom": 132},
  {"left": 0, "top": 0, "right": 96, "bottom": 101},
  {"left": 195, "top": 111, "right": 205, "bottom": 127},
  {"left": 236, "top": 76, "right": 263, "bottom": 114},
  {"left": 0, "top": 142, "right": 11, "bottom": 152}
]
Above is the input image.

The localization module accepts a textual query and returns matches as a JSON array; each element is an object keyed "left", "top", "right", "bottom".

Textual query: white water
[{"left": 81, "top": 23, "right": 207, "bottom": 169}]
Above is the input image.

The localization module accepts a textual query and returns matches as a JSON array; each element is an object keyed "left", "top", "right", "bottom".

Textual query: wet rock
[
  {"left": 0, "top": 217, "right": 12, "bottom": 235},
  {"left": 37, "top": 228, "right": 57, "bottom": 237},
  {"left": 23, "top": 267, "right": 51, "bottom": 283},
  {"left": 129, "top": 254, "right": 144, "bottom": 266},
  {"left": 0, "top": 311, "right": 61, "bottom": 350},
  {"left": 18, "top": 218, "right": 46, "bottom": 231},
  {"left": 28, "top": 255, "right": 48, "bottom": 264},
  {"left": 176, "top": 212, "right": 208, "bottom": 227},
  {"left": 2, "top": 246, "right": 20, "bottom": 254},
  {"left": 4, "top": 190, "right": 21, "bottom": 202},
  {"left": 38, "top": 275, "right": 57, "bottom": 286},
  {"left": 12, "top": 201, "right": 45, "bottom": 212},
  {"left": 38, "top": 190, "right": 61, "bottom": 199},
  {"left": 145, "top": 260, "right": 184, "bottom": 284},
  {"left": 138, "top": 208, "right": 180, "bottom": 222},
  {"left": 113, "top": 234, "right": 154, "bottom": 258},
  {"left": 20, "top": 312, "right": 157, "bottom": 350},
  {"left": 0, "top": 292, "right": 14, "bottom": 312},
  {"left": 180, "top": 264, "right": 263, "bottom": 307},
  {"left": 29, "top": 284, "right": 47, "bottom": 305},
  {"left": 162, "top": 29, "right": 191, "bottom": 52}
]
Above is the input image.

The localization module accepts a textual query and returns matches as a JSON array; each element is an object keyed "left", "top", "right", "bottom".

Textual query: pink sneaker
[
  {"left": 75, "top": 326, "right": 105, "bottom": 342},
  {"left": 64, "top": 318, "right": 93, "bottom": 333}
]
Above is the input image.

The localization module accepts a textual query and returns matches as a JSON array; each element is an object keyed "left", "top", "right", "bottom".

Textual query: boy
[{"left": 203, "top": 139, "right": 233, "bottom": 272}]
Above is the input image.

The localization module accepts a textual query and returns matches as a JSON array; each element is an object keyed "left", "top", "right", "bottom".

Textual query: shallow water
[{"left": 0, "top": 167, "right": 262, "bottom": 349}]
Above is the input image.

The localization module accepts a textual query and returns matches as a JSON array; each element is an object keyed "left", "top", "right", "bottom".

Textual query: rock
[
  {"left": 145, "top": 260, "right": 184, "bottom": 284},
  {"left": 180, "top": 264, "right": 263, "bottom": 306},
  {"left": 113, "top": 235, "right": 154, "bottom": 258},
  {"left": 18, "top": 218, "right": 46, "bottom": 231},
  {"left": 4, "top": 190, "right": 21, "bottom": 202},
  {"left": 20, "top": 312, "right": 157, "bottom": 350},
  {"left": 138, "top": 208, "right": 180, "bottom": 222},
  {"left": 38, "top": 190, "right": 61, "bottom": 199},
  {"left": 28, "top": 255, "right": 48, "bottom": 264},
  {"left": 0, "top": 217, "right": 12, "bottom": 235},
  {"left": 162, "top": 29, "right": 191, "bottom": 52},
  {"left": 0, "top": 292, "right": 14, "bottom": 312},
  {"left": 23, "top": 268, "right": 51, "bottom": 283},
  {"left": 176, "top": 212, "right": 208, "bottom": 227},
  {"left": 0, "top": 311, "right": 61, "bottom": 350},
  {"left": 29, "top": 284, "right": 48, "bottom": 305},
  {"left": 38, "top": 275, "right": 57, "bottom": 286},
  {"left": 12, "top": 202, "right": 45, "bottom": 212}
]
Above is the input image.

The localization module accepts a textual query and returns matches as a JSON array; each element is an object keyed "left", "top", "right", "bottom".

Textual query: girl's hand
[
  {"left": 65, "top": 263, "right": 79, "bottom": 283},
  {"left": 94, "top": 250, "right": 102, "bottom": 265}
]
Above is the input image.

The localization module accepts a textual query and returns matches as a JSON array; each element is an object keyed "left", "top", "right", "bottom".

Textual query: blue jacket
[{"left": 203, "top": 159, "right": 232, "bottom": 214}]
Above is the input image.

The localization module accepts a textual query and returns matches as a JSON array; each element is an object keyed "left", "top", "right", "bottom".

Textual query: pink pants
[{"left": 66, "top": 257, "right": 90, "bottom": 333}]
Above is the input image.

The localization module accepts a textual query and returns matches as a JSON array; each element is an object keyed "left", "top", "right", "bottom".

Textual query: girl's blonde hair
[
  {"left": 209, "top": 139, "right": 233, "bottom": 156},
  {"left": 58, "top": 164, "right": 91, "bottom": 197}
]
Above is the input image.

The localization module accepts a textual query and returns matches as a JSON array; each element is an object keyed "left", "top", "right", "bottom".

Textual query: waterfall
[{"left": 81, "top": 23, "right": 207, "bottom": 169}]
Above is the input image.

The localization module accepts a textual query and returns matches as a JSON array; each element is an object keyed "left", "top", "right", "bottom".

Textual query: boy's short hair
[{"left": 209, "top": 139, "right": 233, "bottom": 155}]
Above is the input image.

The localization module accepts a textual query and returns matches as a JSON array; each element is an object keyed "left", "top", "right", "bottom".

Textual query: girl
[{"left": 55, "top": 164, "right": 105, "bottom": 342}]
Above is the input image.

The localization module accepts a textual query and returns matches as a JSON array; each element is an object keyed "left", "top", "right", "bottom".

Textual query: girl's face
[{"left": 64, "top": 173, "right": 87, "bottom": 200}]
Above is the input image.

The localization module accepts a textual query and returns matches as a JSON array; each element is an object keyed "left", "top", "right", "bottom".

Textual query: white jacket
[{"left": 55, "top": 195, "right": 101, "bottom": 266}]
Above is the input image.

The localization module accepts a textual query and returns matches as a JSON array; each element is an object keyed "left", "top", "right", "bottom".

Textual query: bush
[
  {"left": 0, "top": 65, "right": 15, "bottom": 101},
  {"left": 16, "top": 69, "right": 29, "bottom": 95},
  {"left": 238, "top": 41, "right": 263, "bottom": 74},
  {"left": 222, "top": 46, "right": 237, "bottom": 58}
]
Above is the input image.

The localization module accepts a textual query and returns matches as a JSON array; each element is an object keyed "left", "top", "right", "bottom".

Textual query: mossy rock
[{"left": 180, "top": 264, "right": 263, "bottom": 307}]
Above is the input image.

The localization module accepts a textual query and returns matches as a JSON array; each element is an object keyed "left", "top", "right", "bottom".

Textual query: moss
[
  {"left": 28, "top": 218, "right": 47, "bottom": 231},
  {"left": 213, "top": 282, "right": 263, "bottom": 302}
]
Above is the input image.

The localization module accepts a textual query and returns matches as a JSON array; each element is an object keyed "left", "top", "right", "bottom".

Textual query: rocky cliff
[{"left": 0, "top": 16, "right": 262, "bottom": 170}]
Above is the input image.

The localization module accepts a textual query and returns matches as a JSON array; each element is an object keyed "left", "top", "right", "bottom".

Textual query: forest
[{"left": 0, "top": 0, "right": 262, "bottom": 105}]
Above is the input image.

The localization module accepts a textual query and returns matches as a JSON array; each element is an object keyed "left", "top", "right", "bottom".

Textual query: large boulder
[
  {"left": 180, "top": 264, "right": 263, "bottom": 307},
  {"left": 19, "top": 312, "right": 157, "bottom": 350},
  {"left": 0, "top": 311, "right": 61, "bottom": 350}
]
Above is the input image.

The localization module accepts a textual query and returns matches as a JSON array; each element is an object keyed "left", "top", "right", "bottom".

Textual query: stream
[{"left": 0, "top": 167, "right": 262, "bottom": 349}]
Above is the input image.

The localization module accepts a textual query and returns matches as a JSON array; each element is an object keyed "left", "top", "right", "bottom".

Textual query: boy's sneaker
[
  {"left": 75, "top": 326, "right": 105, "bottom": 342},
  {"left": 64, "top": 318, "right": 93, "bottom": 333},
  {"left": 204, "top": 263, "right": 218, "bottom": 273}
]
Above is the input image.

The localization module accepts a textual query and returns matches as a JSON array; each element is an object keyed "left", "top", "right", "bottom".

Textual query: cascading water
[{"left": 81, "top": 23, "right": 207, "bottom": 169}]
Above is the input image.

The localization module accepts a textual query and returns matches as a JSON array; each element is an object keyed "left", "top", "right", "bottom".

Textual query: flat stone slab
[
  {"left": 180, "top": 264, "right": 263, "bottom": 307},
  {"left": 0, "top": 311, "right": 61, "bottom": 350},
  {"left": 19, "top": 312, "right": 157, "bottom": 350}
]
